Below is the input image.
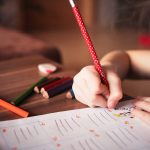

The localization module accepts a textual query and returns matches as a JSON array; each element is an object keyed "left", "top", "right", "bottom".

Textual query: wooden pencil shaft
[
  {"left": 43, "top": 77, "right": 70, "bottom": 90},
  {"left": 41, "top": 77, "right": 72, "bottom": 94},
  {"left": 71, "top": 4, "right": 109, "bottom": 87},
  {"left": 47, "top": 78, "right": 73, "bottom": 93},
  {"left": 0, "top": 99, "right": 29, "bottom": 118},
  {"left": 34, "top": 77, "right": 60, "bottom": 93},
  {"left": 37, "top": 77, "right": 60, "bottom": 89},
  {"left": 42, "top": 77, "right": 72, "bottom": 92},
  {"left": 46, "top": 79, "right": 73, "bottom": 98},
  {"left": 12, "top": 77, "right": 48, "bottom": 106}
]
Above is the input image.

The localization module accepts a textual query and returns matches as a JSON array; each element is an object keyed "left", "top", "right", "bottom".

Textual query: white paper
[{"left": 0, "top": 101, "right": 150, "bottom": 150}]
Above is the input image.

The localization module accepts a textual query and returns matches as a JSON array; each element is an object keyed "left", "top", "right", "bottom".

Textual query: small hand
[
  {"left": 72, "top": 65, "right": 123, "bottom": 108},
  {"left": 132, "top": 97, "right": 150, "bottom": 125}
]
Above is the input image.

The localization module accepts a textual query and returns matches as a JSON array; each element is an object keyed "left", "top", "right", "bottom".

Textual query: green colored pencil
[{"left": 11, "top": 77, "right": 48, "bottom": 106}]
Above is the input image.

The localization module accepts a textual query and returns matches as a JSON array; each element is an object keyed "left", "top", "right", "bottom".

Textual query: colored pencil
[
  {"left": 34, "top": 77, "right": 60, "bottom": 93},
  {"left": 40, "top": 77, "right": 72, "bottom": 94},
  {"left": 69, "top": 0, "right": 109, "bottom": 87},
  {"left": 11, "top": 77, "right": 48, "bottom": 106},
  {"left": 0, "top": 99, "right": 29, "bottom": 118},
  {"left": 68, "top": 1, "right": 131, "bottom": 103},
  {"left": 43, "top": 79, "right": 73, "bottom": 99},
  {"left": 66, "top": 88, "right": 75, "bottom": 99}
]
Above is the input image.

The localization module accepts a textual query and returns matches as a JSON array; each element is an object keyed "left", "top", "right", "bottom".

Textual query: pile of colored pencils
[
  {"left": 0, "top": 77, "right": 73, "bottom": 118},
  {"left": 34, "top": 77, "right": 73, "bottom": 99},
  {"left": 11, "top": 76, "right": 73, "bottom": 106}
]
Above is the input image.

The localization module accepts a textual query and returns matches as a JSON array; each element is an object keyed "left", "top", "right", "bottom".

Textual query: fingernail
[{"left": 108, "top": 101, "right": 115, "bottom": 109}]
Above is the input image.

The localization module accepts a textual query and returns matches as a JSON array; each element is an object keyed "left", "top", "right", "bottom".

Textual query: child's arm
[
  {"left": 100, "top": 50, "right": 150, "bottom": 125},
  {"left": 72, "top": 50, "right": 150, "bottom": 108},
  {"left": 100, "top": 51, "right": 130, "bottom": 79},
  {"left": 73, "top": 51, "right": 128, "bottom": 108},
  {"left": 73, "top": 50, "right": 150, "bottom": 125},
  {"left": 101, "top": 50, "right": 150, "bottom": 79},
  {"left": 126, "top": 50, "right": 150, "bottom": 79}
]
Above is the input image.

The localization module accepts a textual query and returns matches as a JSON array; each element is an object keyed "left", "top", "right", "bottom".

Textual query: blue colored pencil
[{"left": 43, "top": 79, "right": 73, "bottom": 98}]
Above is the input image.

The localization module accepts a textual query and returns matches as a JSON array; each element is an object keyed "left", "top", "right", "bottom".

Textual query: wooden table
[
  {"left": 0, "top": 55, "right": 86, "bottom": 121},
  {"left": 1, "top": 55, "right": 149, "bottom": 122}
]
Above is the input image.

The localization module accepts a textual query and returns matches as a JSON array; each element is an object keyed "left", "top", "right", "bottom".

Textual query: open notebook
[{"left": 0, "top": 100, "right": 150, "bottom": 150}]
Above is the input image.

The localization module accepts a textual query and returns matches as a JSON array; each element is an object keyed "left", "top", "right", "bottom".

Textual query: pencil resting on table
[
  {"left": 34, "top": 77, "right": 60, "bottom": 93},
  {"left": 42, "top": 78, "right": 73, "bottom": 99},
  {"left": 11, "top": 77, "right": 48, "bottom": 106}
]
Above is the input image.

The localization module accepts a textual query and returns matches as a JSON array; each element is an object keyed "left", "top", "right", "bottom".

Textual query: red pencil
[
  {"left": 41, "top": 77, "right": 72, "bottom": 94},
  {"left": 43, "top": 79, "right": 73, "bottom": 99},
  {"left": 34, "top": 77, "right": 60, "bottom": 93},
  {"left": 69, "top": 0, "right": 109, "bottom": 88}
]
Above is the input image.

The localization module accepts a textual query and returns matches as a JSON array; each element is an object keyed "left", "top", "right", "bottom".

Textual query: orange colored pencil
[{"left": 0, "top": 99, "right": 29, "bottom": 118}]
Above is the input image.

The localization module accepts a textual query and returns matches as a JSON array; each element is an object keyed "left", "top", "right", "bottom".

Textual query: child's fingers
[
  {"left": 73, "top": 67, "right": 108, "bottom": 107},
  {"left": 72, "top": 84, "right": 88, "bottom": 106},
  {"left": 88, "top": 94, "right": 107, "bottom": 108},
  {"left": 73, "top": 78, "right": 107, "bottom": 108},
  {"left": 72, "top": 77, "right": 90, "bottom": 105},
  {"left": 96, "top": 83, "right": 109, "bottom": 99},
  {"left": 132, "top": 108, "right": 150, "bottom": 125},
  {"left": 106, "top": 71, "right": 123, "bottom": 109},
  {"left": 80, "top": 66, "right": 104, "bottom": 94},
  {"left": 133, "top": 100, "right": 150, "bottom": 113},
  {"left": 80, "top": 66, "right": 110, "bottom": 96}
]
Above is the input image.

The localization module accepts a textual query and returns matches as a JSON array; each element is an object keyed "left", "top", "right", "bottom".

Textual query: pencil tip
[
  {"left": 66, "top": 91, "right": 73, "bottom": 99},
  {"left": 43, "top": 91, "right": 49, "bottom": 99},
  {"left": 34, "top": 87, "right": 39, "bottom": 94}
]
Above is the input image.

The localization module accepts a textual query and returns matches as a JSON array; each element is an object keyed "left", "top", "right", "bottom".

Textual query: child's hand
[
  {"left": 72, "top": 65, "right": 123, "bottom": 108},
  {"left": 132, "top": 97, "right": 150, "bottom": 125}
]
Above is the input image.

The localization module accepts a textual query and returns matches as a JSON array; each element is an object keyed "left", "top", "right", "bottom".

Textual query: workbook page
[{"left": 0, "top": 101, "right": 150, "bottom": 150}]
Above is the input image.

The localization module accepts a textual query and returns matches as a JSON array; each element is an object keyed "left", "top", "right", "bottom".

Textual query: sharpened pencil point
[
  {"left": 66, "top": 89, "right": 75, "bottom": 99},
  {"left": 66, "top": 91, "right": 72, "bottom": 99}
]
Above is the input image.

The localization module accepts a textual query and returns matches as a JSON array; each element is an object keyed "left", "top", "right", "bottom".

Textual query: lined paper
[{"left": 0, "top": 101, "right": 150, "bottom": 150}]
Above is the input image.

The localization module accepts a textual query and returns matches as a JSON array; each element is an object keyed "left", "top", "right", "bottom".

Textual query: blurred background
[{"left": 1, "top": 0, "right": 150, "bottom": 96}]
